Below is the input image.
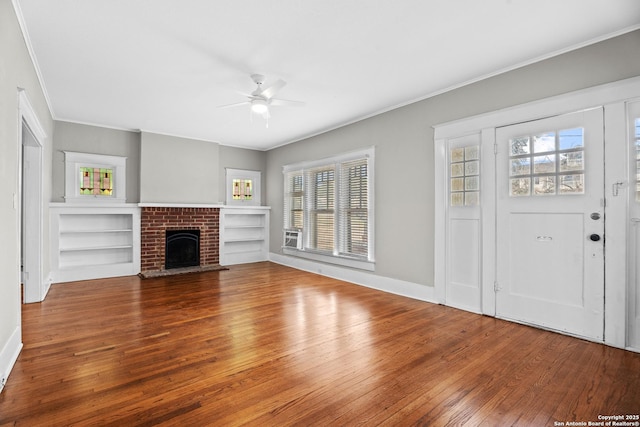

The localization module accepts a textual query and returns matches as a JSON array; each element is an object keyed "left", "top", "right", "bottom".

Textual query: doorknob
[
  {"left": 589, "top": 234, "right": 601, "bottom": 242},
  {"left": 590, "top": 212, "right": 601, "bottom": 220}
]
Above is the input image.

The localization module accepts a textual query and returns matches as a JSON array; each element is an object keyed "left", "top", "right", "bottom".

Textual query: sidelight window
[{"left": 450, "top": 145, "right": 480, "bottom": 206}]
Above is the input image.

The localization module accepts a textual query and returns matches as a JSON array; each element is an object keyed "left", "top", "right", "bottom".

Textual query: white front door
[{"left": 495, "top": 108, "right": 604, "bottom": 340}]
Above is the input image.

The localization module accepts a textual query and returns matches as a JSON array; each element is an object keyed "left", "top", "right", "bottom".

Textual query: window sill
[{"left": 282, "top": 247, "right": 375, "bottom": 271}]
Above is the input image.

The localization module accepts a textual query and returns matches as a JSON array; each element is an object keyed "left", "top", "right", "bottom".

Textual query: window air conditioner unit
[{"left": 284, "top": 230, "right": 302, "bottom": 249}]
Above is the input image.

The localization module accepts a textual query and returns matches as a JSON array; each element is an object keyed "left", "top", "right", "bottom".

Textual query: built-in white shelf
[
  {"left": 219, "top": 206, "right": 270, "bottom": 266},
  {"left": 50, "top": 203, "right": 141, "bottom": 282}
]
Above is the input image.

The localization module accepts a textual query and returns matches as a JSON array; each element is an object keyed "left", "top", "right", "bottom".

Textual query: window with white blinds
[
  {"left": 283, "top": 148, "right": 374, "bottom": 268},
  {"left": 339, "top": 159, "right": 368, "bottom": 257},
  {"left": 284, "top": 172, "right": 303, "bottom": 229},
  {"left": 306, "top": 167, "right": 335, "bottom": 252}
]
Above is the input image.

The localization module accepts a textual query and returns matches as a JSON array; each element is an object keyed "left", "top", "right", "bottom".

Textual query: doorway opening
[{"left": 19, "top": 90, "right": 46, "bottom": 303}]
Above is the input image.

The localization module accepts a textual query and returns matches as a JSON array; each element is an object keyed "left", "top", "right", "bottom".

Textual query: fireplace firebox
[{"left": 165, "top": 230, "right": 200, "bottom": 269}]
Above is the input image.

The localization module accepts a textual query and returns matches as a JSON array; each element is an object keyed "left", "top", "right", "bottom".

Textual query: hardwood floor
[{"left": 1, "top": 262, "right": 639, "bottom": 426}]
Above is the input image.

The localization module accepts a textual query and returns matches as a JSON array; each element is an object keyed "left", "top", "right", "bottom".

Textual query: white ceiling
[{"left": 15, "top": 0, "right": 640, "bottom": 150}]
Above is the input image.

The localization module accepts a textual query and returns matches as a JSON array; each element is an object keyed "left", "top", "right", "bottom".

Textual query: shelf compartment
[
  {"left": 60, "top": 230, "right": 132, "bottom": 249},
  {"left": 59, "top": 246, "right": 134, "bottom": 268},
  {"left": 219, "top": 207, "right": 270, "bottom": 266},
  {"left": 50, "top": 204, "right": 141, "bottom": 282},
  {"left": 223, "top": 226, "right": 264, "bottom": 242},
  {"left": 59, "top": 213, "right": 133, "bottom": 232}
]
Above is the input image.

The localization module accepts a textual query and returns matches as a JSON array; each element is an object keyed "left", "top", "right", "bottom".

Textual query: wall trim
[
  {"left": 434, "top": 75, "right": 640, "bottom": 138},
  {"left": 0, "top": 326, "right": 22, "bottom": 394},
  {"left": 269, "top": 252, "right": 436, "bottom": 304}
]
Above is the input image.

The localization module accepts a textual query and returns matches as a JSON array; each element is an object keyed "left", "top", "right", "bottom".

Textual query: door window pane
[
  {"left": 559, "top": 174, "right": 584, "bottom": 194},
  {"left": 450, "top": 178, "right": 464, "bottom": 192},
  {"left": 510, "top": 136, "right": 530, "bottom": 155},
  {"left": 509, "top": 127, "right": 584, "bottom": 197},
  {"left": 533, "top": 132, "right": 556, "bottom": 153},
  {"left": 510, "top": 158, "right": 530, "bottom": 176},
  {"left": 533, "top": 154, "right": 556, "bottom": 174},
  {"left": 559, "top": 128, "right": 584, "bottom": 149},
  {"left": 510, "top": 178, "right": 530, "bottom": 196},
  {"left": 534, "top": 176, "right": 556, "bottom": 195},
  {"left": 451, "top": 192, "right": 464, "bottom": 206},
  {"left": 560, "top": 151, "right": 584, "bottom": 172}
]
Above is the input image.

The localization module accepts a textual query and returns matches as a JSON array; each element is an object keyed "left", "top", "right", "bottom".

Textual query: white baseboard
[
  {"left": 0, "top": 326, "right": 23, "bottom": 394},
  {"left": 269, "top": 252, "right": 437, "bottom": 304}
]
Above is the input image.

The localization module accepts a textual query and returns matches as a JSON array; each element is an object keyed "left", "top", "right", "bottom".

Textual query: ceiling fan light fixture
[{"left": 251, "top": 99, "right": 269, "bottom": 115}]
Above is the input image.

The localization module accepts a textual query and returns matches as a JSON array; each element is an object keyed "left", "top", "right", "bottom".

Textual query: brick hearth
[{"left": 140, "top": 206, "right": 220, "bottom": 276}]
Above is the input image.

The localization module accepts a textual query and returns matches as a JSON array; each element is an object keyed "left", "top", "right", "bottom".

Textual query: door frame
[
  {"left": 626, "top": 99, "right": 640, "bottom": 351},
  {"left": 434, "top": 75, "right": 640, "bottom": 349},
  {"left": 18, "top": 89, "right": 47, "bottom": 303}
]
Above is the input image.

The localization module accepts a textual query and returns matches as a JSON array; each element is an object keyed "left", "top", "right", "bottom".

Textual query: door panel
[
  {"left": 448, "top": 218, "right": 480, "bottom": 309},
  {"left": 508, "top": 213, "right": 584, "bottom": 306},
  {"left": 444, "top": 134, "right": 482, "bottom": 313},
  {"left": 496, "top": 108, "right": 604, "bottom": 340}
]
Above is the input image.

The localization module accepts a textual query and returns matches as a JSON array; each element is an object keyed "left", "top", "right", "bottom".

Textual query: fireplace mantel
[{"left": 138, "top": 203, "right": 224, "bottom": 208}]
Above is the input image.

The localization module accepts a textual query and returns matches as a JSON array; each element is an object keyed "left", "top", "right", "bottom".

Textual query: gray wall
[
  {"left": 52, "top": 121, "right": 141, "bottom": 203},
  {"left": 140, "top": 131, "right": 221, "bottom": 204},
  {"left": 51, "top": 125, "right": 269, "bottom": 206},
  {"left": 0, "top": 0, "right": 53, "bottom": 370},
  {"left": 267, "top": 29, "right": 640, "bottom": 287}
]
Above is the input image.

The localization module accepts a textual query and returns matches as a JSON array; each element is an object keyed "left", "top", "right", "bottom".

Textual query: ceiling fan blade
[
  {"left": 269, "top": 98, "right": 305, "bottom": 107},
  {"left": 258, "top": 79, "right": 286, "bottom": 99},
  {"left": 236, "top": 90, "right": 256, "bottom": 98},
  {"left": 217, "top": 101, "right": 250, "bottom": 109}
]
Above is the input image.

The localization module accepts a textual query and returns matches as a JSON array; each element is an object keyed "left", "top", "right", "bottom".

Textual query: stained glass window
[
  {"left": 80, "top": 167, "right": 113, "bottom": 196},
  {"left": 232, "top": 179, "right": 253, "bottom": 200}
]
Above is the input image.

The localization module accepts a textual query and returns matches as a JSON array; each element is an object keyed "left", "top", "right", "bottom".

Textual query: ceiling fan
[{"left": 218, "top": 74, "right": 305, "bottom": 126}]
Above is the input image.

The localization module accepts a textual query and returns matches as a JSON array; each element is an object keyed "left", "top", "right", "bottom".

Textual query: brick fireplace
[{"left": 139, "top": 206, "right": 221, "bottom": 277}]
